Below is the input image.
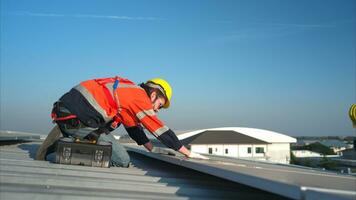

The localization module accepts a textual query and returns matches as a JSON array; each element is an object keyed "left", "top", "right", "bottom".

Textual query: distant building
[
  {"left": 292, "top": 150, "right": 323, "bottom": 158},
  {"left": 319, "top": 140, "right": 348, "bottom": 154},
  {"left": 292, "top": 150, "right": 340, "bottom": 158},
  {"left": 178, "top": 127, "right": 297, "bottom": 164}
]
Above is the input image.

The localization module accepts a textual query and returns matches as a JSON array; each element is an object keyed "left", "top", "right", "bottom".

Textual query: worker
[{"left": 36, "top": 76, "right": 208, "bottom": 167}]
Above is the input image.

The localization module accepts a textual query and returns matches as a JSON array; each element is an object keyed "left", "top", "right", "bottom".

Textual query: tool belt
[
  {"left": 51, "top": 102, "right": 102, "bottom": 142},
  {"left": 51, "top": 102, "right": 80, "bottom": 127}
]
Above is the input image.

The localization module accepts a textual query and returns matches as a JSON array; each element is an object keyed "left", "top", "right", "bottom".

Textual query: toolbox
[{"left": 56, "top": 138, "right": 112, "bottom": 168}]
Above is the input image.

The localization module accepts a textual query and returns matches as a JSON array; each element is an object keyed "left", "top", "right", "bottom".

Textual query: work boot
[{"left": 36, "top": 126, "right": 63, "bottom": 160}]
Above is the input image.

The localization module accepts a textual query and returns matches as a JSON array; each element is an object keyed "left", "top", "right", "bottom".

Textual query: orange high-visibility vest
[{"left": 73, "top": 77, "right": 169, "bottom": 137}]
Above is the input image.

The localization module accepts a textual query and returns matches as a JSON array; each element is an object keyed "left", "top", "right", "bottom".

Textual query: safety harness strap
[
  {"left": 51, "top": 102, "right": 78, "bottom": 122},
  {"left": 51, "top": 112, "right": 77, "bottom": 121},
  {"left": 94, "top": 76, "right": 123, "bottom": 129}
]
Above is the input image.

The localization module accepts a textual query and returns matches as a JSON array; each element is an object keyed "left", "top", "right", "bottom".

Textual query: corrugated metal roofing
[
  {"left": 0, "top": 131, "right": 41, "bottom": 141},
  {"left": 1, "top": 131, "right": 355, "bottom": 200},
  {"left": 0, "top": 141, "right": 288, "bottom": 200},
  {"left": 178, "top": 127, "right": 297, "bottom": 143},
  {"left": 125, "top": 144, "right": 356, "bottom": 200}
]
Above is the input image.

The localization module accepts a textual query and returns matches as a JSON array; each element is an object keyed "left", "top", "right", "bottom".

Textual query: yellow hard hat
[
  {"left": 147, "top": 78, "right": 172, "bottom": 108},
  {"left": 349, "top": 104, "right": 356, "bottom": 128}
]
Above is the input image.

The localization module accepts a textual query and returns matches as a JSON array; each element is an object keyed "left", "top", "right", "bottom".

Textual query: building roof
[
  {"left": 178, "top": 127, "right": 297, "bottom": 143},
  {"left": 319, "top": 140, "right": 348, "bottom": 148},
  {"left": 181, "top": 130, "right": 268, "bottom": 145},
  {"left": 0, "top": 140, "right": 288, "bottom": 199}
]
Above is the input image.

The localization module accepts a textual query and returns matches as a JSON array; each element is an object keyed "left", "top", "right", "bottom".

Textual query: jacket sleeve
[
  {"left": 157, "top": 129, "right": 183, "bottom": 151},
  {"left": 125, "top": 126, "right": 149, "bottom": 145},
  {"left": 130, "top": 99, "right": 182, "bottom": 151}
]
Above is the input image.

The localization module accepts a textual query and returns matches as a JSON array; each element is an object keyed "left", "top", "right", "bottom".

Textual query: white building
[
  {"left": 292, "top": 150, "right": 340, "bottom": 158},
  {"left": 292, "top": 150, "right": 324, "bottom": 158},
  {"left": 178, "top": 127, "right": 297, "bottom": 164}
]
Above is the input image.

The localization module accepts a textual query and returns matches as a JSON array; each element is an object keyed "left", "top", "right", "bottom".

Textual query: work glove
[
  {"left": 150, "top": 147, "right": 160, "bottom": 153},
  {"left": 150, "top": 147, "right": 176, "bottom": 156},
  {"left": 188, "top": 152, "right": 209, "bottom": 160}
]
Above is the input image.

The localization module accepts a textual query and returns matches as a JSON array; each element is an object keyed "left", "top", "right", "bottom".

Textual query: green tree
[{"left": 290, "top": 152, "right": 299, "bottom": 165}]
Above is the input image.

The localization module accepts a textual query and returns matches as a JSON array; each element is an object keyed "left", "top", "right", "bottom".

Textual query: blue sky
[{"left": 0, "top": 0, "right": 355, "bottom": 136}]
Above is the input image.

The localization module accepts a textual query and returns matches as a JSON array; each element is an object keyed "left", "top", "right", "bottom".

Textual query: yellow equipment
[
  {"left": 349, "top": 104, "right": 356, "bottom": 128},
  {"left": 147, "top": 78, "right": 172, "bottom": 108}
]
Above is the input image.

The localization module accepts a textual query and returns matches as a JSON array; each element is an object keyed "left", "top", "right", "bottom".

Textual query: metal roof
[
  {"left": 178, "top": 127, "right": 297, "bottom": 143},
  {"left": 0, "top": 140, "right": 288, "bottom": 200},
  {"left": 1, "top": 131, "right": 355, "bottom": 200},
  {"left": 180, "top": 130, "right": 268, "bottom": 145},
  {"left": 0, "top": 130, "right": 41, "bottom": 141},
  {"left": 125, "top": 144, "right": 356, "bottom": 200}
]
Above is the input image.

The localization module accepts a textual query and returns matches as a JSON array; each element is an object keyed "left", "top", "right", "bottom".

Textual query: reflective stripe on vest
[
  {"left": 153, "top": 126, "right": 169, "bottom": 137},
  {"left": 104, "top": 82, "right": 143, "bottom": 114},
  {"left": 74, "top": 78, "right": 143, "bottom": 124},
  {"left": 136, "top": 109, "right": 155, "bottom": 120},
  {"left": 73, "top": 84, "right": 112, "bottom": 123},
  {"left": 104, "top": 82, "right": 142, "bottom": 93}
]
